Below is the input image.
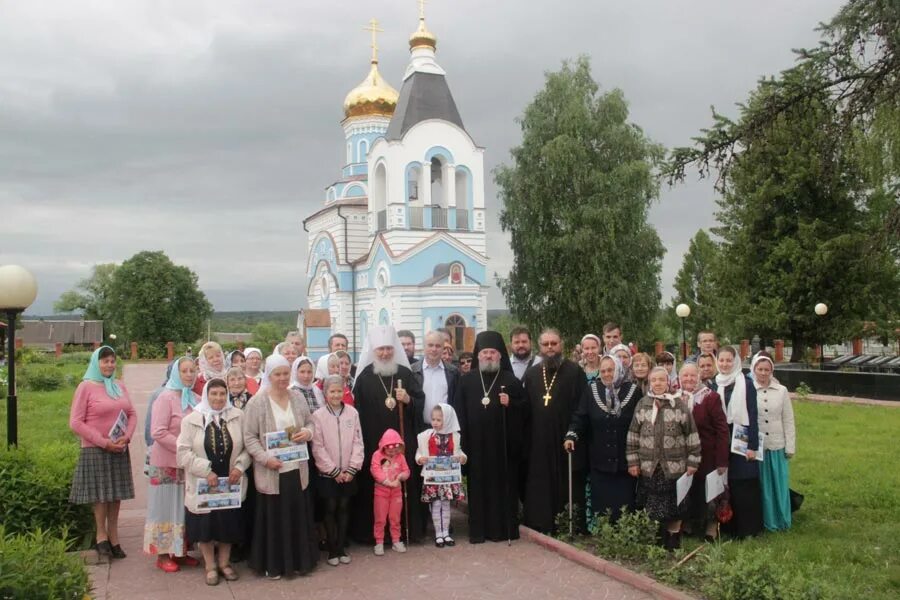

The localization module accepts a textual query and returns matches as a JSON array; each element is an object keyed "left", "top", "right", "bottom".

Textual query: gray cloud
[{"left": 0, "top": 0, "right": 845, "bottom": 314}]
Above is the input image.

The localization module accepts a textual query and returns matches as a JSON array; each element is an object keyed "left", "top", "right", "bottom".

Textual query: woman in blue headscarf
[
  {"left": 69, "top": 346, "right": 137, "bottom": 560},
  {"left": 144, "top": 356, "right": 201, "bottom": 573},
  {"left": 564, "top": 355, "right": 640, "bottom": 524}
]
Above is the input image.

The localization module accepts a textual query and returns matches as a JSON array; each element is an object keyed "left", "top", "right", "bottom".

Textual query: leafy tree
[
  {"left": 666, "top": 0, "right": 900, "bottom": 247},
  {"left": 496, "top": 56, "right": 665, "bottom": 344},
  {"left": 712, "top": 75, "right": 899, "bottom": 359},
  {"left": 666, "top": 229, "right": 721, "bottom": 343},
  {"left": 251, "top": 322, "right": 287, "bottom": 352},
  {"left": 53, "top": 263, "right": 118, "bottom": 323},
  {"left": 106, "top": 251, "right": 212, "bottom": 343}
]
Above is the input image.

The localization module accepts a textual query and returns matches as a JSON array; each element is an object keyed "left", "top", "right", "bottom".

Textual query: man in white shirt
[
  {"left": 510, "top": 326, "right": 541, "bottom": 381},
  {"left": 411, "top": 331, "right": 459, "bottom": 427},
  {"left": 602, "top": 322, "right": 623, "bottom": 356}
]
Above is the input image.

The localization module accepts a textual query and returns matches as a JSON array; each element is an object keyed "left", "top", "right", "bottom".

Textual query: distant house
[
  {"left": 213, "top": 332, "right": 253, "bottom": 344},
  {"left": 17, "top": 320, "right": 104, "bottom": 351}
]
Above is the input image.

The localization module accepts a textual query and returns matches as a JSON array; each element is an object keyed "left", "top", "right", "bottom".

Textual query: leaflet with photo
[
  {"left": 705, "top": 470, "right": 727, "bottom": 503},
  {"left": 108, "top": 409, "right": 128, "bottom": 443},
  {"left": 422, "top": 456, "right": 462, "bottom": 485},
  {"left": 265, "top": 431, "right": 309, "bottom": 464},
  {"left": 196, "top": 477, "right": 242, "bottom": 511},
  {"left": 730, "top": 424, "right": 764, "bottom": 461}
]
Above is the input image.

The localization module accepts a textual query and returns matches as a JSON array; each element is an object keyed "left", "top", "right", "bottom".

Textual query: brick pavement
[{"left": 87, "top": 362, "right": 654, "bottom": 600}]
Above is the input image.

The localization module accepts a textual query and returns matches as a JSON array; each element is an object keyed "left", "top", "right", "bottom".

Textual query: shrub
[
  {"left": 0, "top": 444, "right": 93, "bottom": 548},
  {"left": 20, "top": 365, "right": 66, "bottom": 391},
  {"left": 590, "top": 509, "right": 658, "bottom": 562},
  {"left": 699, "top": 546, "right": 832, "bottom": 600},
  {"left": 56, "top": 352, "right": 94, "bottom": 365},
  {"left": 14, "top": 347, "right": 52, "bottom": 365},
  {"left": 795, "top": 381, "right": 813, "bottom": 400},
  {"left": 0, "top": 525, "right": 91, "bottom": 600}
]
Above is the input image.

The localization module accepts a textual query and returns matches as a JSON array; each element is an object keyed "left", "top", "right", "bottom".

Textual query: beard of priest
[
  {"left": 521, "top": 330, "right": 589, "bottom": 534},
  {"left": 348, "top": 326, "right": 426, "bottom": 545},
  {"left": 455, "top": 330, "right": 527, "bottom": 543}
]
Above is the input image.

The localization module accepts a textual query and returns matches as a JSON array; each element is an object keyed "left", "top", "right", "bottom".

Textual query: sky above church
[{"left": 1, "top": 0, "right": 845, "bottom": 314}]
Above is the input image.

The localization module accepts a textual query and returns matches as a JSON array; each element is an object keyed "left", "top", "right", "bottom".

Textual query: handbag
[
  {"left": 789, "top": 488, "right": 804, "bottom": 513},
  {"left": 715, "top": 488, "right": 733, "bottom": 524}
]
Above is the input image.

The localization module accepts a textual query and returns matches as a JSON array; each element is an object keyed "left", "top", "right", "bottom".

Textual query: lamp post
[
  {"left": 0, "top": 265, "right": 39, "bottom": 448},
  {"left": 676, "top": 303, "right": 691, "bottom": 362},
  {"left": 814, "top": 303, "right": 828, "bottom": 368}
]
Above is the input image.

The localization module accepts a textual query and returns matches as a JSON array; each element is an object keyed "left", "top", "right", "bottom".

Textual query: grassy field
[{"left": 718, "top": 400, "right": 900, "bottom": 599}]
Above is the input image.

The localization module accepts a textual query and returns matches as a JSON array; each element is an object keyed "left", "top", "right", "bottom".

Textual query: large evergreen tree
[
  {"left": 713, "top": 75, "right": 899, "bottom": 358},
  {"left": 496, "top": 56, "right": 665, "bottom": 343},
  {"left": 667, "top": 229, "right": 720, "bottom": 343}
]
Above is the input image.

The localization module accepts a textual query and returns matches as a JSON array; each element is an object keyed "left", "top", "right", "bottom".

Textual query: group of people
[{"left": 67, "top": 322, "right": 796, "bottom": 584}]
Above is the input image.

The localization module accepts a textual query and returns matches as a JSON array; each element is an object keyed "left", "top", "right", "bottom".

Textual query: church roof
[
  {"left": 385, "top": 71, "right": 465, "bottom": 141},
  {"left": 302, "top": 197, "right": 367, "bottom": 226}
]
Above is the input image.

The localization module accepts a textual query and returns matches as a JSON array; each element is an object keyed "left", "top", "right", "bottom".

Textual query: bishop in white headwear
[{"left": 347, "top": 325, "right": 426, "bottom": 545}]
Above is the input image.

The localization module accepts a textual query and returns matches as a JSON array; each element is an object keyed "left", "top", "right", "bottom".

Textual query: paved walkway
[{"left": 88, "top": 363, "right": 652, "bottom": 600}]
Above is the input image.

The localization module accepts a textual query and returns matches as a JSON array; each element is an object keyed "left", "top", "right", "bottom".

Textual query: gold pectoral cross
[{"left": 543, "top": 393, "right": 552, "bottom": 406}]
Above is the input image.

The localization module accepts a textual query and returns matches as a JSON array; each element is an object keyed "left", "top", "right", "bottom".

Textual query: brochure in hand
[
  {"left": 422, "top": 456, "right": 462, "bottom": 485},
  {"left": 108, "top": 409, "right": 128, "bottom": 443},
  {"left": 730, "top": 424, "right": 764, "bottom": 461},
  {"left": 265, "top": 430, "right": 309, "bottom": 464},
  {"left": 196, "top": 477, "right": 242, "bottom": 511}
]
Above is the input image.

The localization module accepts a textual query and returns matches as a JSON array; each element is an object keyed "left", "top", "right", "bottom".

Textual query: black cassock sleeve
[
  {"left": 567, "top": 385, "right": 590, "bottom": 441},
  {"left": 402, "top": 367, "right": 427, "bottom": 434}
]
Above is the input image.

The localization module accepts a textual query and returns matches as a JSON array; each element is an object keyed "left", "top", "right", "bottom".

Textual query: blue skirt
[{"left": 760, "top": 449, "right": 791, "bottom": 531}]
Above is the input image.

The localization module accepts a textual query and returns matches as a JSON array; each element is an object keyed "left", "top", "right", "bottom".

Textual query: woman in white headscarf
[
  {"left": 709, "top": 346, "right": 763, "bottom": 538},
  {"left": 752, "top": 353, "right": 795, "bottom": 532},
  {"left": 564, "top": 355, "right": 640, "bottom": 524},
  {"left": 290, "top": 356, "right": 324, "bottom": 413},
  {"left": 242, "top": 354, "right": 318, "bottom": 578},
  {"left": 194, "top": 342, "right": 227, "bottom": 395},
  {"left": 415, "top": 403, "right": 467, "bottom": 547},
  {"left": 242, "top": 348, "right": 263, "bottom": 396},
  {"left": 177, "top": 378, "right": 250, "bottom": 585}
]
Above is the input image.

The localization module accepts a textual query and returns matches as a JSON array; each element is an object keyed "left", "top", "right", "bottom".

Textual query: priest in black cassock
[
  {"left": 455, "top": 330, "right": 528, "bottom": 543},
  {"left": 349, "top": 325, "right": 426, "bottom": 545},
  {"left": 522, "top": 328, "right": 588, "bottom": 534}
]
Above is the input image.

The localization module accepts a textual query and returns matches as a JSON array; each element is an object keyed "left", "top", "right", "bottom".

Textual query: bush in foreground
[
  {"left": 0, "top": 526, "right": 91, "bottom": 600},
  {"left": 0, "top": 443, "right": 93, "bottom": 548}
]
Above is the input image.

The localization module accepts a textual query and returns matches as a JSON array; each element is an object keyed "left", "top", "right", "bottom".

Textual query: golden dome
[
  {"left": 409, "top": 17, "right": 437, "bottom": 51},
  {"left": 343, "top": 60, "right": 399, "bottom": 119}
]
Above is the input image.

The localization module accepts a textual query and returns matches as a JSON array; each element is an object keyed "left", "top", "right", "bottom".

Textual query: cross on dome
[
  {"left": 363, "top": 17, "right": 383, "bottom": 64},
  {"left": 342, "top": 17, "right": 399, "bottom": 120}
]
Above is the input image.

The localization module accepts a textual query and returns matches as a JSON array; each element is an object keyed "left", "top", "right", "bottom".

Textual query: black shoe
[
  {"left": 435, "top": 537, "right": 445, "bottom": 548},
  {"left": 111, "top": 544, "right": 127, "bottom": 559},
  {"left": 664, "top": 531, "right": 681, "bottom": 552},
  {"left": 444, "top": 537, "right": 456, "bottom": 547},
  {"left": 703, "top": 535, "right": 717, "bottom": 544},
  {"left": 96, "top": 541, "right": 113, "bottom": 558}
]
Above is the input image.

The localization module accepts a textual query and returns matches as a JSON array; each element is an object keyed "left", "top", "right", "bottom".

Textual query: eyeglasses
[{"left": 459, "top": 359, "right": 472, "bottom": 364}]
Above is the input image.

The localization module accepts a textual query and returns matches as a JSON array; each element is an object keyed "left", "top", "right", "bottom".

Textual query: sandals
[
  {"left": 219, "top": 565, "right": 239, "bottom": 581},
  {"left": 206, "top": 569, "right": 220, "bottom": 586}
]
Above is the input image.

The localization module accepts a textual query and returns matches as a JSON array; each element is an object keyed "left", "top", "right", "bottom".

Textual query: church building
[{"left": 303, "top": 11, "right": 488, "bottom": 359}]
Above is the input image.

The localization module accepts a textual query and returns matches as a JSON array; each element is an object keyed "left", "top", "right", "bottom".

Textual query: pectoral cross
[{"left": 543, "top": 393, "right": 552, "bottom": 407}]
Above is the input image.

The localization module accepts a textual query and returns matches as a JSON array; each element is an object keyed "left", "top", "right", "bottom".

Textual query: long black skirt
[
  {"left": 249, "top": 471, "right": 319, "bottom": 577},
  {"left": 590, "top": 470, "right": 636, "bottom": 524},
  {"left": 186, "top": 507, "right": 243, "bottom": 544},
  {"left": 727, "top": 477, "right": 764, "bottom": 538}
]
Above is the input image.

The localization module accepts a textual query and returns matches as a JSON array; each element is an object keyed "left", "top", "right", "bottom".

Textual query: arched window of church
[
  {"left": 358, "top": 139, "right": 369, "bottom": 162},
  {"left": 371, "top": 162, "right": 388, "bottom": 229},
  {"left": 449, "top": 263, "right": 463, "bottom": 284},
  {"left": 444, "top": 314, "right": 466, "bottom": 352},
  {"left": 346, "top": 142, "right": 352, "bottom": 164},
  {"left": 379, "top": 308, "right": 390, "bottom": 325},
  {"left": 431, "top": 158, "right": 445, "bottom": 208}
]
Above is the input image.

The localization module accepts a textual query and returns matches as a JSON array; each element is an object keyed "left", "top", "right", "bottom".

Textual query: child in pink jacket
[
  {"left": 370, "top": 428, "right": 410, "bottom": 555},
  {"left": 311, "top": 376, "right": 364, "bottom": 566}
]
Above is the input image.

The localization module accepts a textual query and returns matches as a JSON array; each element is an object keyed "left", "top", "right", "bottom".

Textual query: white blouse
[{"left": 755, "top": 379, "right": 796, "bottom": 455}]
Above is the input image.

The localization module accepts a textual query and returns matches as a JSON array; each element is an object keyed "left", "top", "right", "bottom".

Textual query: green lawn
[
  {"left": 0, "top": 362, "right": 83, "bottom": 448},
  {"left": 717, "top": 401, "right": 900, "bottom": 599}
]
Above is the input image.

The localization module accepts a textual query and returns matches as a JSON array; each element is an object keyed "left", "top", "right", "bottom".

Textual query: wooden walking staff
[
  {"left": 501, "top": 385, "right": 512, "bottom": 546},
  {"left": 396, "top": 378, "right": 411, "bottom": 545},
  {"left": 568, "top": 451, "right": 574, "bottom": 537}
]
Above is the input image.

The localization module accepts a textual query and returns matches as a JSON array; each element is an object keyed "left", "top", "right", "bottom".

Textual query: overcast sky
[{"left": 0, "top": 0, "right": 845, "bottom": 315}]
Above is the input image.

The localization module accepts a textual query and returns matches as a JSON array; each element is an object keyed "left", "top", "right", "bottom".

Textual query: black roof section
[{"left": 385, "top": 72, "right": 465, "bottom": 141}]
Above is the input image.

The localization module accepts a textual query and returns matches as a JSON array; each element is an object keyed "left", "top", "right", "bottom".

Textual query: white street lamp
[
  {"left": 0, "top": 265, "right": 39, "bottom": 447},
  {"left": 814, "top": 303, "right": 828, "bottom": 316},
  {"left": 675, "top": 303, "right": 691, "bottom": 361}
]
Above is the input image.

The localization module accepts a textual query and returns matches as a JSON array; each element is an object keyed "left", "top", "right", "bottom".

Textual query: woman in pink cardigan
[
  {"left": 144, "top": 356, "right": 201, "bottom": 573},
  {"left": 69, "top": 346, "right": 137, "bottom": 560}
]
